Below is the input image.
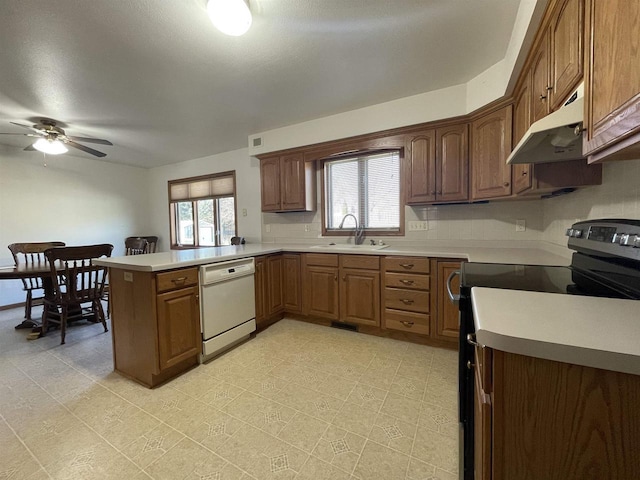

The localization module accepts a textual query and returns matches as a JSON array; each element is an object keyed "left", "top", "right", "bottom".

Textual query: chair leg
[
  {"left": 95, "top": 300, "right": 108, "bottom": 333},
  {"left": 60, "top": 306, "right": 68, "bottom": 345},
  {"left": 25, "top": 291, "right": 32, "bottom": 320},
  {"left": 41, "top": 303, "right": 49, "bottom": 337}
]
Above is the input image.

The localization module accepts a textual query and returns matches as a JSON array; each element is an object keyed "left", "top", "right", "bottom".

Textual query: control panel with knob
[{"left": 567, "top": 219, "right": 640, "bottom": 261}]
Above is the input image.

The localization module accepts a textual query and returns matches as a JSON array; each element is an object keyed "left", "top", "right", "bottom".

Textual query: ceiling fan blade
[
  {"left": 9, "top": 121, "right": 46, "bottom": 134},
  {"left": 0, "top": 132, "right": 39, "bottom": 137},
  {"left": 66, "top": 135, "right": 113, "bottom": 146},
  {"left": 66, "top": 140, "right": 107, "bottom": 158},
  {"left": 23, "top": 144, "right": 36, "bottom": 151}
]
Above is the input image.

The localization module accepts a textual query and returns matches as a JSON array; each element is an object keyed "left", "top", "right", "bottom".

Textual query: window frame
[
  {"left": 167, "top": 171, "right": 238, "bottom": 249},
  {"left": 321, "top": 149, "right": 405, "bottom": 237}
]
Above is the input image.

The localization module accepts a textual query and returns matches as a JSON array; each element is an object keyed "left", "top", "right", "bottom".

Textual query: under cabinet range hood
[{"left": 507, "top": 85, "right": 585, "bottom": 165}]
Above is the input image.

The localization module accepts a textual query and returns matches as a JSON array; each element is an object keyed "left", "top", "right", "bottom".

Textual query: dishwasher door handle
[{"left": 447, "top": 270, "right": 461, "bottom": 305}]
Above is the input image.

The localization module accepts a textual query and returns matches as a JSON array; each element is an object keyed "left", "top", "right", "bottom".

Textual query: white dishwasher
[{"left": 200, "top": 258, "right": 256, "bottom": 362}]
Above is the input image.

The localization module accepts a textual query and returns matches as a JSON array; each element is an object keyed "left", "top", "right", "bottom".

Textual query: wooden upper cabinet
[
  {"left": 531, "top": 34, "right": 551, "bottom": 123},
  {"left": 260, "top": 154, "right": 316, "bottom": 212},
  {"left": 406, "top": 124, "right": 468, "bottom": 205},
  {"left": 471, "top": 106, "right": 513, "bottom": 200},
  {"left": 583, "top": 0, "right": 640, "bottom": 161},
  {"left": 512, "top": 75, "right": 533, "bottom": 194},
  {"left": 436, "top": 124, "right": 469, "bottom": 203},
  {"left": 406, "top": 130, "right": 437, "bottom": 204},
  {"left": 549, "top": 0, "right": 584, "bottom": 110}
]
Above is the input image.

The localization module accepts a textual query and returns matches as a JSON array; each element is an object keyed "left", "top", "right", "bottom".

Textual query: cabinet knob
[
  {"left": 522, "top": 171, "right": 528, "bottom": 176},
  {"left": 540, "top": 94, "right": 547, "bottom": 100},
  {"left": 546, "top": 85, "right": 553, "bottom": 91},
  {"left": 400, "top": 321, "right": 414, "bottom": 327},
  {"left": 334, "top": 274, "right": 337, "bottom": 281},
  {"left": 437, "top": 191, "right": 442, "bottom": 195},
  {"left": 342, "top": 276, "right": 346, "bottom": 281},
  {"left": 467, "top": 360, "right": 475, "bottom": 370},
  {"left": 503, "top": 182, "right": 510, "bottom": 187}
]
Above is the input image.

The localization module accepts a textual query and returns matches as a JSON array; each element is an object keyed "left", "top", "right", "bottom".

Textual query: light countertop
[
  {"left": 472, "top": 287, "right": 640, "bottom": 375},
  {"left": 93, "top": 241, "right": 572, "bottom": 272}
]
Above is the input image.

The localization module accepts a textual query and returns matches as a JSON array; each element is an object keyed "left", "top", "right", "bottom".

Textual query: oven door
[{"left": 458, "top": 284, "right": 475, "bottom": 480}]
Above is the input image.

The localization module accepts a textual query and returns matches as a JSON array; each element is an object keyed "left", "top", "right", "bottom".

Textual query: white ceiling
[{"left": 0, "top": 0, "right": 522, "bottom": 168}]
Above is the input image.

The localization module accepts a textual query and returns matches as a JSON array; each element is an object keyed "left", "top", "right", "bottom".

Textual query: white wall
[
  {"left": 147, "top": 147, "right": 262, "bottom": 248},
  {"left": 0, "top": 146, "right": 150, "bottom": 305},
  {"left": 543, "top": 158, "right": 640, "bottom": 246}
]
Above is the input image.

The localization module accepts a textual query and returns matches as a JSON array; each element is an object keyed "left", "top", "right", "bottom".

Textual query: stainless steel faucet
[{"left": 338, "top": 214, "right": 364, "bottom": 245}]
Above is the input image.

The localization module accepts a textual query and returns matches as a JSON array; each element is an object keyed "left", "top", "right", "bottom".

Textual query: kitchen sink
[{"left": 310, "top": 244, "right": 390, "bottom": 251}]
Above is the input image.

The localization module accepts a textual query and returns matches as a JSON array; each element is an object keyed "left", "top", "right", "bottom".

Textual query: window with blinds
[
  {"left": 324, "top": 151, "right": 401, "bottom": 233},
  {"left": 168, "top": 171, "right": 237, "bottom": 248}
]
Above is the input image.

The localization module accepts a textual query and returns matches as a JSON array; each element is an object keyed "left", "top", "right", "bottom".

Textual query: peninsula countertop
[
  {"left": 472, "top": 287, "right": 640, "bottom": 376},
  {"left": 93, "top": 240, "right": 571, "bottom": 272}
]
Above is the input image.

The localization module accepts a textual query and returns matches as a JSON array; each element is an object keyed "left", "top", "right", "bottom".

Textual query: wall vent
[{"left": 252, "top": 137, "right": 263, "bottom": 147}]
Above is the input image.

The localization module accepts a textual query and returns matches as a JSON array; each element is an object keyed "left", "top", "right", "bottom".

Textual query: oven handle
[{"left": 447, "top": 270, "right": 461, "bottom": 305}]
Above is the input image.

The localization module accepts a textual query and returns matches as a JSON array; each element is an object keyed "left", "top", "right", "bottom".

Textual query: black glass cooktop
[{"left": 461, "top": 260, "right": 639, "bottom": 300}]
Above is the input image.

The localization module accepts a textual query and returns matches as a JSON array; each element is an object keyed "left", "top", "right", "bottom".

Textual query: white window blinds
[{"left": 169, "top": 173, "right": 235, "bottom": 202}]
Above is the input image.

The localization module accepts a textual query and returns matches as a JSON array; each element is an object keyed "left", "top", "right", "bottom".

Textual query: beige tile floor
[{"left": 0, "top": 306, "right": 459, "bottom": 480}]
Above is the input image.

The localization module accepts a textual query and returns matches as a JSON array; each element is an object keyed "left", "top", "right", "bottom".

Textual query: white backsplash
[
  {"left": 261, "top": 159, "right": 640, "bottom": 248},
  {"left": 542, "top": 158, "right": 640, "bottom": 246}
]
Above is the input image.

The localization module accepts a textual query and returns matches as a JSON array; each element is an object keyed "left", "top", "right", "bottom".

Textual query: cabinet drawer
[
  {"left": 384, "top": 272, "right": 430, "bottom": 290},
  {"left": 305, "top": 253, "right": 339, "bottom": 267},
  {"left": 384, "top": 309, "right": 430, "bottom": 335},
  {"left": 340, "top": 255, "right": 380, "bottom": 270},
  {"left": 156, "top": 268, "right": 199, "bottom": 293},
  {"left": 384, "top": 288, "right": 430, "bottom": 313},
  {"left": 384, "top": 256, "right": 430, "bottom": 274}
]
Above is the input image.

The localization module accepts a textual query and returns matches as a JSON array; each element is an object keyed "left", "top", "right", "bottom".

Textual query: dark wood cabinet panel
[
  {"left": 156, "top": 286, "right": 201, "bottom": 371},
  {"left": 549, "top": 0, "right": 584, "bottom": 110},
  {"left": 471, "top": 106, "right": 513, "bottom": 200},
  {"left": 437, "top": 124, "right": 469, "bottom": 203},
  {"left": 266, "top": 255, "right": 284, "bottom": 315},
  {"left": 584, "top": 0, "right": 640, "bottom": 161},
  {"left": 260, "top": 157, "right": 281, "bottom": 212},
  {"left": 513, "top": 75, "right": 534, "bottom": 195},
  {"left": 340, "top": 268, "right": 380, "bottom": 327},
  {"left": 282, "top": 253, "right": 302, "bottom": 313},
  {"left": 406, "top": 130, "right": 437, "bottom": 204},
  {"left": 280, "top": 153, "right": 308, "bottom": 210},
  {"left": 304, "top": 265, "right": 340, "bottom": 320},
  {"left": 433, "top": 260, "right": 461, "bottom": 342},
  {"left": 254, "top": 256, "right": 267, "bottom": 325},
  {"left": 531, "top": 34, "right": 551, "bottom": 123}
]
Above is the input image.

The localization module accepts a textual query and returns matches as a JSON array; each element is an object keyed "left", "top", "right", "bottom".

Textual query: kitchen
[{"left": 1, "top": 1, "right": 640, "bottom": 479}]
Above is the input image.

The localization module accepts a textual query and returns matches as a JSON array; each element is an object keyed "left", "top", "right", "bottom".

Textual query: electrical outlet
[
  {"left": 409, "top": 221, "right": 428, "bottom": 231},
  {"left": 516, "top": 219, "right": 526, "bottom": 232},
  {"left": 242, "top": 208, "right": 247, "bottom": 217},
  {"left": 304, "top": 224, "right": 310, "bottom": 232},
  {"left": 265, "top": 224, "right": 271, "bottom": 233}
]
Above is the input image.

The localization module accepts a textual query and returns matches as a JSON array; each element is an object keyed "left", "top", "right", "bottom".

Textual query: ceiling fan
[{"left": 0, "top": 119, "right": 113, "bottom": 157}]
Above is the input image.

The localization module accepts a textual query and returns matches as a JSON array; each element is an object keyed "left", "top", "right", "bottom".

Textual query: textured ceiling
[{"left": 0, "top": 0, "right": 522, "bottom": 168}]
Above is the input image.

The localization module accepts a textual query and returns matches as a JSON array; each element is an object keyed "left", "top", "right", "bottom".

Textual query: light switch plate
[{"left": 409, "top": 221, "right": 428, "bottom": 231}]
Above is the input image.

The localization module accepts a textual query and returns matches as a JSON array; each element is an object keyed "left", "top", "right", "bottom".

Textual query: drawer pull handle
[
  {"left": 401, "top": 321, "right": 414, "bottom": 327},
  {"left": 399, "top": 263, "right": 414, "bottom": 269},
  {"left": 467, "top": 333, "right": 479, "bottom": 347},
  {"left": 400, "top": 299, "right": 414, "bottom": 305},
  {"left": 467, "top": 360, "right": 475, "bottom": 370},
  {"left": 399, "top": 279, "right": 415, "bottom": 285},
  {"left": 171, "top": 277, "right": 187, "bottom": 284}
]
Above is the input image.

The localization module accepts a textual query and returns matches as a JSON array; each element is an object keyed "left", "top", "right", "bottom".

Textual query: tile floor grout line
[{"left": 0, "top": 412, "right": 54, "bottom": 480}]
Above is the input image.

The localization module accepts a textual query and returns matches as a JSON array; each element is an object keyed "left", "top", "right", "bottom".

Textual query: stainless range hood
[{"left": 507, "top": 85, "right": 584, "bottom": 165}]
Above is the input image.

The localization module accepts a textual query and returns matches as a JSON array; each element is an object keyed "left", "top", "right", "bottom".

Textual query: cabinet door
[
  {"left": 340, "top": 268, "right": 380, "bottom": 327},
  {"left": 531, "top": 33, "right": 550, "bottom": 123},
  {"left": 260, "top": 157, "right": 281, "bottom": 212},
  {"left": 282, "top": 254, "right": 302, "bottom": 313},
  {"left": 254, "top": 256, "right": 267, "bottom": 325},
  {"left": 436, "top": 124, "right": 469, "bottom": 203},
  {"left": 156, "top": 286, "right": 201, "bottom": 371},
  {"left": 471, "top": 106, "right": 513, "bottom": 200},
  {"left": 406, "top": 130, "right": 437, "bottom": 204},
  {"left": 434, "top": 261, "right": 461, "bottom": 342},
  {"left": 513, "top": 76, "right": 534, "bottom": 194},
  {"left": 280, "top": 153, "right": 307, "bottom": 210},
  {"left": 266, "top": 255, "right": 284, "bottom": 315},
  {"left": 549, "top": 0, "right": 584, "bottom": 111},
  {"left": 304, "top": 265, "right": 339, "bottom": 320},
  {"left": 474, "top": 367, "right": 492, "bottom": 480},
  {"left": 584, "top": 0, "right": 640, "bottom": 157}
]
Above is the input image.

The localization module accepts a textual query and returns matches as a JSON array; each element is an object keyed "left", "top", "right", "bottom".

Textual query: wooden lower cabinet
[
  {"left": 254, "top": 256, "right": 267, "bottom": 325},
  {"left": 340, "top": 268, "right": 380, "bottom": 327},
  {"left": 266, "top": 255, "right": 284, "bottom": 315},
  {"left": 304, "top": 265, "right": 339, "bottom": 319},
  {"left": 282, "top": 254, "right": 302, "bottom": 313},
  {"left": 433, "top": 259, "right": 462, "bottom": 343},
  {"left": 110, "top": 266, "right": 201, "bottom": 388},
  {"left": 255, "top": 254, "right": 288, "bottom": 328},
  {"left": 475, "top": 347, "right": 640, "bottom": 479}
]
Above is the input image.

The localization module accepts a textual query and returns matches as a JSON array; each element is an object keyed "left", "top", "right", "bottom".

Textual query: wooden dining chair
[
  {"left": 124, "top": 237, "right": 148, "bottom": 255},
  {"left": 8, "top": 241, "right": 66, "bottom": 320},
  {"left": 125, "top": 236, "right": 158, "bottom": 253},
  {"left": 42, "top": 244, "right": 113, "bottom": 344}
]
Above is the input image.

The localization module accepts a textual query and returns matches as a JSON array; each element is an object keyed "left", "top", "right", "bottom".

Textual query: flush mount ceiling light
[
  {"left": 207, "top": 0, "right": 252, "bottom": 36},
  {"left": 33, "top": 136, "right": 68, "bottom": 155}
]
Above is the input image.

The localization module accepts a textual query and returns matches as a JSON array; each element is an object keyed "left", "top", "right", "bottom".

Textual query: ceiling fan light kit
[
  {"left": 33, "top": 137, "right": 68, "bottom": 155},
  {"left": 207, "top": 0, "right": 252, "bottom": 36}
]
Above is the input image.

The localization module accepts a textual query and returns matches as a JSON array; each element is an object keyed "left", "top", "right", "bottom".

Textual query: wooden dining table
[{"left": 0, "top": 262, "right": 61, "bottom": 330}]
